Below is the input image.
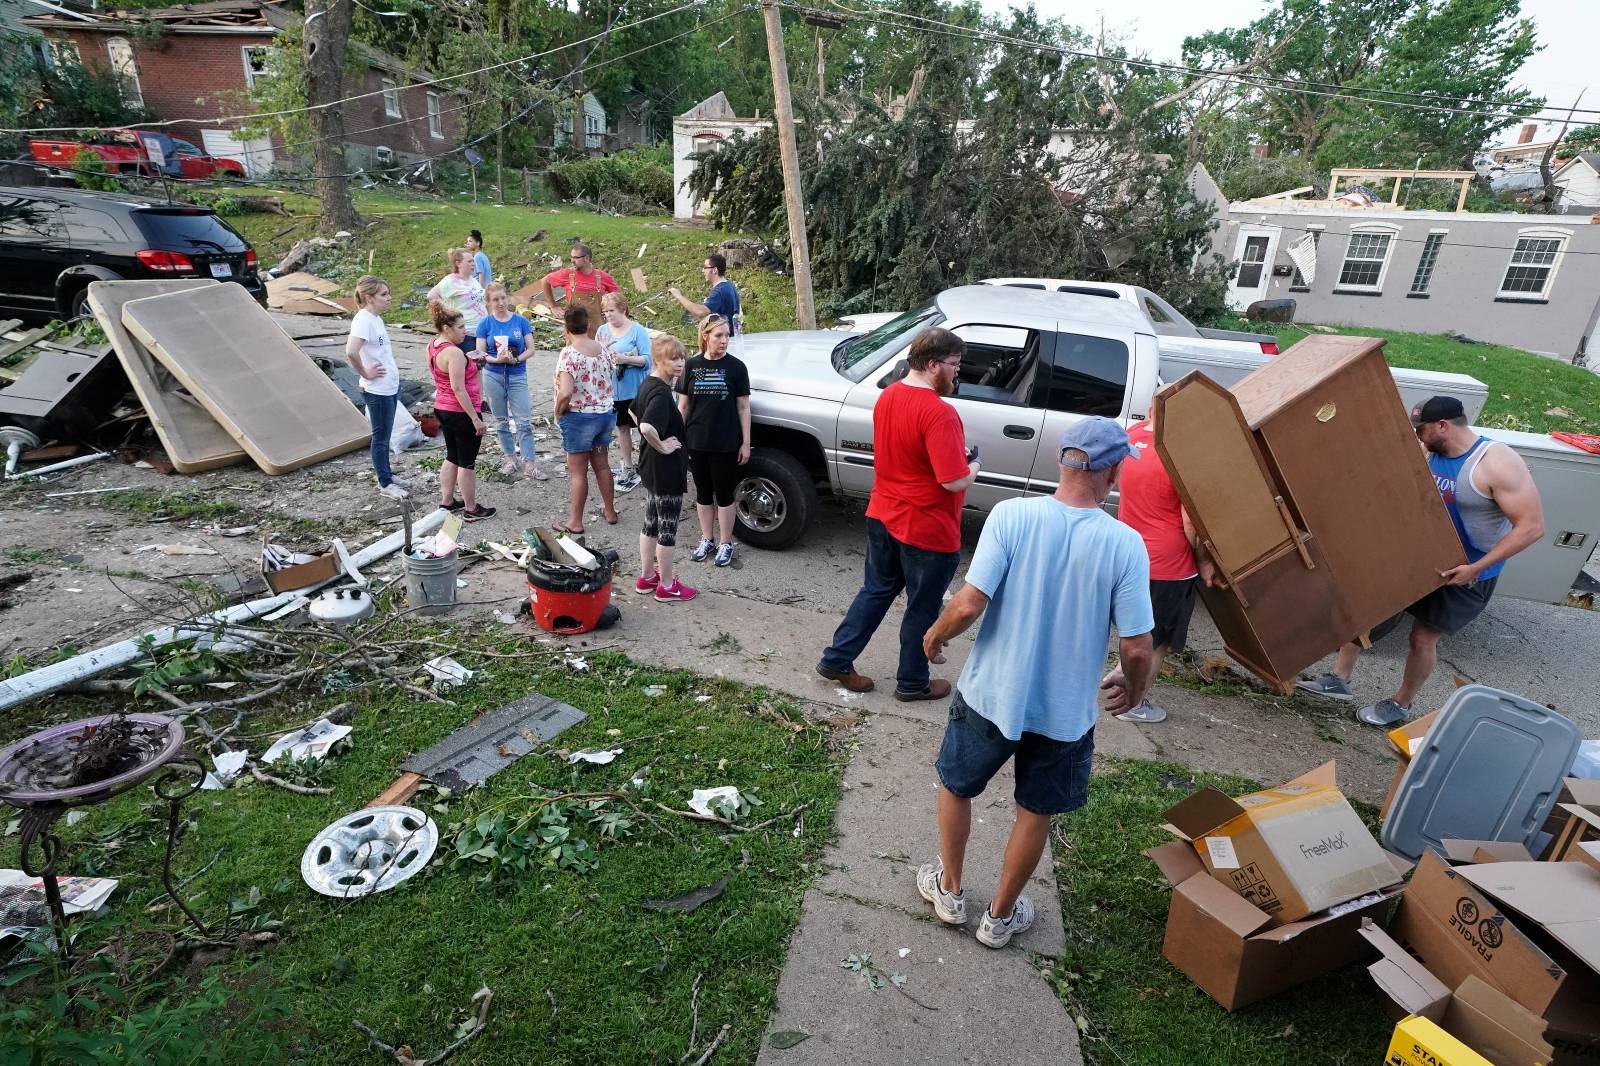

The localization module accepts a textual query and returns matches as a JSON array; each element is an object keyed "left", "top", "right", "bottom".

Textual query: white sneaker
[
  {"left": 378, "top": 482, "right": 409, "bottom": 499},
  {"left": 615, "top": 468, "right": 641, "bottom": 494},
  {"left": 915, "top": 860, "right": 967, "bottom": 925},
  {"left": 976, "top": 894, "right": 1035, "bottom": 948},
  {"left": 388, "top": 476, "right": 413, "bottom": 493}
]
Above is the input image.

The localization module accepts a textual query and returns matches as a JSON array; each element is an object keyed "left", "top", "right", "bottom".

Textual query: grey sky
[{"left": 987, "top": 0, "right": 1595, "bottom": 143}]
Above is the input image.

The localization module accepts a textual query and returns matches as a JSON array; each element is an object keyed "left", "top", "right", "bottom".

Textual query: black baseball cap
[{"left": 1410, "top": 395, "right": 1465, "bottom": 425}]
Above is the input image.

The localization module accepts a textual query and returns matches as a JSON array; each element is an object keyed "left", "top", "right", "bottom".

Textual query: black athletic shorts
[
  {"left": 1150, "top": 577, "right": 1198, "bottom": 652},
  {"left": 435, "top": 409, "right": 483, "bottom": 469},
  {"left": 1406, "top": 577, "right": 1497, "bottom": 636},
  {"left": 689, "top": 450, "right": 740, "bottom": 508},
  {"left": 615, "top": 398, "right": 634, "bottom": 427}
]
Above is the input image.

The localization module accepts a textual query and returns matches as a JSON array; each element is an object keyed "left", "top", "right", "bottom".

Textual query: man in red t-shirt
[
  {"left": 818, "top": 328, "right": 979, "bottom": 700},
  {"left": 1113, "top": 406, "right": 1216, "bottom": 723},
  {"left": 541, "top": 243, "right": 618, "bottom": 337}
]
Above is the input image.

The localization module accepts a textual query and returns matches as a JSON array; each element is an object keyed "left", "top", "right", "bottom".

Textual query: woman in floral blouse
[
  {"left": 426, "top": 247, "right": 487, "bottom": 332},
  {"left": 553, "top": 304, "right": 617, "bottom": 534}
]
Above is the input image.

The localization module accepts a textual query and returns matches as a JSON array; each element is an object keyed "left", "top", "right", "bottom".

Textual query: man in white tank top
[{"left": 1296, "top": 396, "right": 1544, "bottom": 727}]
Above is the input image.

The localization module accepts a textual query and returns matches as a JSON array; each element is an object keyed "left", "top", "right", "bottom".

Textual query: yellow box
[{"left": 1385, "top": 1015, "right": 1492, "bottom": 1066}]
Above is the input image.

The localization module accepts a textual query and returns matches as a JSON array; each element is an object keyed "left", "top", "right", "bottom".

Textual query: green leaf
[
  {"left": 767, "top": 1030, "right": 810, "bottom": 1049},
  {"left": 890, "top": 973, "right": 907, "bottom": 987}
]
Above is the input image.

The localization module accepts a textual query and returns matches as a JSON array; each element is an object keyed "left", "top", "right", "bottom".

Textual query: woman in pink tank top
[{"left": 428, "top": 299, "right": 494, "bottom": 520}]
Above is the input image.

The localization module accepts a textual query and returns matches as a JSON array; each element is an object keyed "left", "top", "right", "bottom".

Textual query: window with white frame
[
  {"left": 106, "top": 37, "right": 143, "bottom": 108},
  {"left": 381, "top": 78, "right": 401, "bottom": 118},
  {"left": 426, "top": 92, "right": 442, "bottom": 138},
  {"left": 1498, "top": 230, "right": 1568, "bottom": 299},
  {"left": 242, "top": 45, "right": 270, "bottom": 89},
  {"left": 1410, "top": 232, "right": 1446, "bottom": 295},
  {"left": 1336, "top": 227, "right": 1396, "bottom": 291}
]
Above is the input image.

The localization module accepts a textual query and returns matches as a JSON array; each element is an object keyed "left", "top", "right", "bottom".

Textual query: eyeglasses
[{"left": 937, "top": 359, "right": 962, "bottom": 370}]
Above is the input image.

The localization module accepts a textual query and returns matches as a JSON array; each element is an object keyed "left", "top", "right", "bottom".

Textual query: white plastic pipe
[
  {"left": 0, "top": 508, "right": 447, "bottom": 713},
  {"left": 4, "top": 451, "right": 109, "bottom": 481}
]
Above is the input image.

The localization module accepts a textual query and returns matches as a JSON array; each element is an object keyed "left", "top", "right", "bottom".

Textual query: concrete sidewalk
[{"left": 551, "top": 587, "right": 1155, "bottom": 1065}]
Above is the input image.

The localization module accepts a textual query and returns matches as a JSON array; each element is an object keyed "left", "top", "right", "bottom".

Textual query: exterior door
[{"left": 1226, "top": 228, "right": 1278, "bottom": 310}]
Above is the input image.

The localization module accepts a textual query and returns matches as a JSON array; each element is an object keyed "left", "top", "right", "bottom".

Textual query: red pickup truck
[{"left": 29, "top": 130, "right": 247, "bottom": 180}]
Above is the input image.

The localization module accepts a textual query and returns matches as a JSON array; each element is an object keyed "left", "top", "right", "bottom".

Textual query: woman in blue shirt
[
  {"left": 597, "top": 291, "right": 652, "bottom": 493},
  {"left": 467, "top": 229, "right": 492, "bottom": 289},
  {"left": 475, "top": 282, "right": 547, "bottom": 479}
]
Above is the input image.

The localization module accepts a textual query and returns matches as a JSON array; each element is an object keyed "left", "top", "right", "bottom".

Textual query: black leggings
[
  {"left": 689, "top": 450, "right": 740, "bottom": 508},
  {"left": 435, "top": 409, "right": 482, "bottom": 469}
]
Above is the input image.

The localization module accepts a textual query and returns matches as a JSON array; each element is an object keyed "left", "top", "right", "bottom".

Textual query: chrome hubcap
[{"left": 735, "top": 475, "right": 786, "bottom": 533}]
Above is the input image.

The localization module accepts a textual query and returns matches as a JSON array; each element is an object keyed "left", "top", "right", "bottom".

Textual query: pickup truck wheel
[{"left": 732, "top": 448, "right": 817, "bottom": 550}]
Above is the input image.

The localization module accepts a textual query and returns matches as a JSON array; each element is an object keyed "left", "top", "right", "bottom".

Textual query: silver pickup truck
[{"left": 735, "top": 285, "right": 1493, "bottom": 547}]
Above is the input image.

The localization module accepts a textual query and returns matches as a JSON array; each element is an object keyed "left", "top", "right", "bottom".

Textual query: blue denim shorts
[
  {"left": 559, "top": 410, "right": 614, "bottom": 453},
  {"left": 935, "top": 689, "right": 1094, "bottom": 816}
]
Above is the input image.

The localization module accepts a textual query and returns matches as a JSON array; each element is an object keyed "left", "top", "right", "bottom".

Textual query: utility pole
[{"left": 761, "top": 0, "right": 816, "bottom": 330}]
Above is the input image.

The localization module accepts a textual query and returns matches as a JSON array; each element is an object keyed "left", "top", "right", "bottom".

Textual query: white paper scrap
[
  {"left": 212, "top": 750, "right": 248, "bottom": 783},
  {"left": 424, "top": 656, "right": 474, "bottom": 689},
  {"left": 567, "top": 749, "right": 624, "bottom": 765},
  {"left": 688, "top": 786, "right": 742, "bottom": 818},
  {"left": 261, "top": 718, "right": 353, "bottom": 765}
]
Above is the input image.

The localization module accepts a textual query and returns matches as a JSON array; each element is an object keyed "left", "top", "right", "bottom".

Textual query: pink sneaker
[
  {"left": 653, "top": 578, "right": 697, "bottom": 603},
  {"left": 634, "top": 569, "right": 661, "bottom": 595}
]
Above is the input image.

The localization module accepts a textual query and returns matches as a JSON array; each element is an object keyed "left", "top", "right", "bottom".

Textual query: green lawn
[
  {"left": 226, "top": 189, "right": 803, "bottom": 342},
  {"left": 1051, "top": 759, "right": 1393, "bottom": 1066},
  {"left": 1222, "top": 318, "right": 1600, "bottom": 435},
  {"left": 1, "top": 637, "right": 844, "bottom": 1064}
]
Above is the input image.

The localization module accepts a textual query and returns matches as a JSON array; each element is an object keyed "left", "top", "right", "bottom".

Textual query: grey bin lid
[{"left": 1381, "top": 684, "right": 1580, "bottom": 861}]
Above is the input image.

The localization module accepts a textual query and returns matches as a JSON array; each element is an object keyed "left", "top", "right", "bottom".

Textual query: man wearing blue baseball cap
[{"left": 917, "top": 417, "right": 1156, "bottom": 948}]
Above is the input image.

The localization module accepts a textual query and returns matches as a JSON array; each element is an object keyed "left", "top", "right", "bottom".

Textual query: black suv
[{"left": 0, "top": 185, "right": 267, "bottom": 322}]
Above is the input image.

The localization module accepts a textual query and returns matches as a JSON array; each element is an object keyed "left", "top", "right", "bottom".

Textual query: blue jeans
[
  {"left": 482, "top": 369, "right": 536, "bottom": 463},
  {"left": 364, "top": 391, "right": 397, "bottom": 487},
  {"left": 820, "top": 517, "right": 961, "bottom": 696}
]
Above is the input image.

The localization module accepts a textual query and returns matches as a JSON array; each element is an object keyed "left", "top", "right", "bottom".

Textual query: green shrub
[
  {"left": 69, "top": 149, "right": 122, "bottom": 193},
  {"left": 548, "top": 145, "right": 672, "bottom": 209}
]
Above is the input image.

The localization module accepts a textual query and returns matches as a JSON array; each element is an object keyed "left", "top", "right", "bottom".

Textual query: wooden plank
[
  {"left": 630, "top": 267, "right": 648, "bottom": 292},
  {"left": 120, "top": 284, "right": 369, "bottom": 475},
  {"left": 0, "top": 326, "right": 53, "bottom": 361},
  {"left": 86, "top": 280, "right": 248, "bottom": 474},
  {"left": 367, "top": 772, "right": 424, "bottom": 809}
]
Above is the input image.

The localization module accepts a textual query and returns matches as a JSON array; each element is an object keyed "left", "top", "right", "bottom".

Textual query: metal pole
[{"left": 761, "top": 0, "right": 817, "bottom": 330}]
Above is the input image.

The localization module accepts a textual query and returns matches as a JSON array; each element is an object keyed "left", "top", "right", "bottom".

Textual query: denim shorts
[
  {"left": 935, "top": 689, "right": 1094, "bottom": 816},
  {"left": 559, "top": 410, "right": 614, "bottom": 453}
]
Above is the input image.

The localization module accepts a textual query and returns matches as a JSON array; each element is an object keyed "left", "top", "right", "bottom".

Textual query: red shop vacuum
[{"left": 525, "top": 536, "right": 622, "bottom": 635}]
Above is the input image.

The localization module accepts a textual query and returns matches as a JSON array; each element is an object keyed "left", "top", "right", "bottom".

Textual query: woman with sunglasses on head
[
  {"left": 553, "top": 304, "right": 618, "bottom": 534},
  {"left": 427, "top": 298, "right": 495, "bottom": 521},
  {"left": 427, "top": 247, "right": 488, "bottom": 332},
  {"left": 676, "top": 314, "right": 750, "bottom": 568},
  {"left": 597, "top": 291, "right": 651, "bottom": 494},
  {"left": 475, "top": 282, "right": 547, "bottom": 480}
]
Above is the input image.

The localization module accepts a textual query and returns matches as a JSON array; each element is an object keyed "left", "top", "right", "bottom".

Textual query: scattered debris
[
  {"left": 567, "top": 749, "right": 623, "bottom": 765},
  {"left": 641, "top": 878, "right": 727, "bottom": 913},
  {"left": 642, "top": 684, "right": 667, "bottom": 698},
  {"left": 687, "top": 787, "right": 745, "bottom": 819},
  {"left": 401, "top": 693, "right": 586, "bottom": 791},
  {"left": 136, "top": 543, "right": 219, "bottom": 557},
  {"left": 262, "top": 718, "right": 353, "bottom": 765},
  {"left": 767, "top": 1030, "right": 810, "bottom": 1050},
  {"left": 354, "top": 985, "right": 493, "bottom": 1066},
  {"left": 423, "top": 657, "right": 473, "bottom": 689}
]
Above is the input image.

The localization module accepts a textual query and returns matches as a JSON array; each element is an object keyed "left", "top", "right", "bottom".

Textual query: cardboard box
[
  {"left": 1390, "top": 852, "right": 1600, "bottom": 1065},
  {"left": 262, "top": 552, "right": 338, "bottom": 594},
  {"left": 1568, "top": 840, "right": 1600, "bottom": 875},
  {"left": 1386, "top": 1015, "right": 1495, "bottom": 1066},
  {"left": 1144, "top": 838, "right": 1408, "bottom": 1010},
  {"left": 1362, "top": 919, "right": 1554, "bottom": 1066},
  {"left": 1440, "top": 840, "right": 1536, "bottom": 865},
  {"left": 1162, "top": 762, "right": 1402, "bottom": 925},
  {"left": 1536, "top": 780, "right": 1600, "bottom": 859},
  {"left": 1382, "top": 709, "right": 1443, "bottom": 819}
]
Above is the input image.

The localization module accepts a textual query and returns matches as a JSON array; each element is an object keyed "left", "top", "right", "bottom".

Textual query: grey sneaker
[
  {"left": 389, "top": 476, "right": 413, "bottom": 493},
  {"left": 378, "top": 482, "right": 409, "bottom": 500},
  {"left": 915, "top": 860, "right": 966, "bottom": 925},
  {"left": 616, "top": 468, "right": 641, "bottom": 494},
  {"left": 1116, "top": 700, "right": 1168, "bottom": 724},
  {"left": 714, "top": 542, "right": 734, "bottom": 567},
  {"left": 976, "top": 894, "right": 1036, "bottom": 948},
  {"left": 690, "top": 537, "right": 715, "bottom": 562},
  {"left": 1297, "top": 673, "right": 1355, "bottom": 701},
  {"left": 1357, "top": 697, "right": 1412, "bottom": 727}
]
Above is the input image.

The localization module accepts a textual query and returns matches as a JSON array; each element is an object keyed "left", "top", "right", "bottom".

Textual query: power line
[
  {"left": 798, "top": 1, "right": 1600, "bottom": 126},
  {"left": 2, "top": 0, "right": 725, "bottom": 135}
]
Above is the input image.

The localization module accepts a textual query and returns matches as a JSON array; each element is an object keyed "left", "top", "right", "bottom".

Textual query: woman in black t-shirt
[
  {"left": 675, "top": 314, "right": 750, "bottom": 569},
  {"left": 632, "top": 335, "right": 696, "bottom": 602}
]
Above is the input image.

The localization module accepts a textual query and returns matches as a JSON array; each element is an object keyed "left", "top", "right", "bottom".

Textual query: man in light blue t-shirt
[{"left": 918, "top": 417, "right": 1156, "bottom": 948}]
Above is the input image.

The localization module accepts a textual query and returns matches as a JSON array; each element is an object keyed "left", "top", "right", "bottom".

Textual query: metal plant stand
[{"left": 0, "top": 714, "right": 209, "bottom": 959}]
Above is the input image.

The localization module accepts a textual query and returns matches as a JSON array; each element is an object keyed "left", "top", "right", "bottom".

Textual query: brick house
[{"left": 20, "top": 0, "right": 463, "bottom": 176}]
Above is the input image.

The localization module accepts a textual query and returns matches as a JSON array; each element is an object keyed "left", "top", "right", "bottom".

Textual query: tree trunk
[{"left": 304, "top": 0, "right": 359, "bottom": 230}]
